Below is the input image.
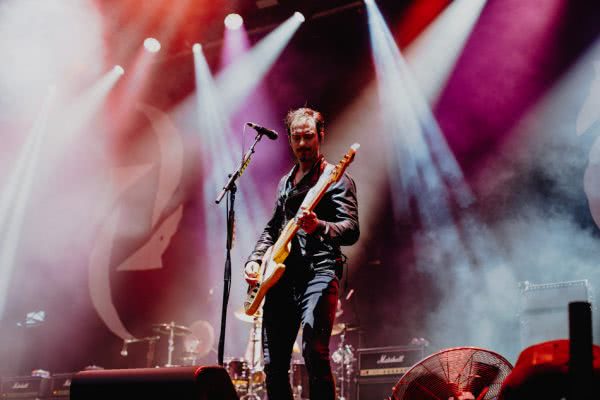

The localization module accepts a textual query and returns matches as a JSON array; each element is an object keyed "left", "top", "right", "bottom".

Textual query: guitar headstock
[{"left": 332, "top": 143, "right": 360, "bottom": 182}]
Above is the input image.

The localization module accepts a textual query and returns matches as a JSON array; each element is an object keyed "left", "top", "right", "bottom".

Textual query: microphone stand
[{"left": 215, "top": 131, "right": 268, "bottom": 366}]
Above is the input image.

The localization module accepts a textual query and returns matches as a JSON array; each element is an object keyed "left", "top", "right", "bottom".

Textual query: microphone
[
  {"left": 246, "top": 122, "right": 278, "bottom": 140},
  {"left": 120, "top": 340, "right": 128, "bottom": 357}
]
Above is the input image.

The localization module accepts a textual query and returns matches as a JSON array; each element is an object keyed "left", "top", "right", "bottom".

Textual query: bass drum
[{"left": 290, "top": 360, "right": 309, "bottom": 399}]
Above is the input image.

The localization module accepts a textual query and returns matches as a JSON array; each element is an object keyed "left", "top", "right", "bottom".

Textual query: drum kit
[
  {"left": 227, "top": 309, "right": 268, "bottom": 400},
  {"left": 134, "top": 305, "right": 358, "bottom": 400},
  {"left": 227, "top": 307, "right": 307, "bottom": 400},
  {"left": 331, "top": 323, "right": 358, "bottom": 400},
  {"left": 119, "top": 320, "right": 215, "bottom": 368},
  {"left": 151, "top": 321, "right": 193, "bottom": 367}
]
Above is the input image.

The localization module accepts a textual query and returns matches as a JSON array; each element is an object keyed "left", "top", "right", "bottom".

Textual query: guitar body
[
  {"left": 244, "top": 243, "right": 290, "bottom": 316},
  {"left": 244, "top": 143, "right": 360, "bottom": 316}
]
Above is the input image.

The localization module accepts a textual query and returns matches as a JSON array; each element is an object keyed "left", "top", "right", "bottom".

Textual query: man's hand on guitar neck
[{"left": 244, "top": 261, "right": 260, "bottom": 284}]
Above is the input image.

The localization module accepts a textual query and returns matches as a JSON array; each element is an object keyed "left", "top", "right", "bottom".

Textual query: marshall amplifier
[
  {"left": 358, "top": 345, "right": 424, "bottom": 379},
  {"left": 356, "top": 345, "right": 425, "bottom": 400},
  {"left": 0, "top": 376, "right": 50, "bottom": 399},
  {"left": 49, "top": 373, "right": 73, "bottom": 398}
]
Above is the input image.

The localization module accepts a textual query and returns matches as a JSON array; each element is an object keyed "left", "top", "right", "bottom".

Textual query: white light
[
  {"left": 294, "top": 12, "right": 305, "bottom": 23},
  {"left": 113, "top": 65, "right": 125, "bottom": 75},
  {"left": 224, "top": 13, "right": 243, "bottom": 30},
  {"left": 364, "top": 0, "right": 375, "bottom": 5},
  {"left": 216, "top": 12, "right": 304, "bottom": 111},
  {"left": 143, "top": 37, "right": 161, "bottom": 53},
  {"left": 192, "top": 43, "right": 202, "bottom": 54}
]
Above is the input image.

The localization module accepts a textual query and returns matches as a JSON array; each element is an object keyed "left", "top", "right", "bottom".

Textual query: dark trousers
[{"left": 262, "top": 270, "right": 339, "bottom": 400}]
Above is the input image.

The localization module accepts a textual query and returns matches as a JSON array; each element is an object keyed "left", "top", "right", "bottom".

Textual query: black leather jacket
[{"left": 246, "top": 155, "right": 359, "bottom": 276}]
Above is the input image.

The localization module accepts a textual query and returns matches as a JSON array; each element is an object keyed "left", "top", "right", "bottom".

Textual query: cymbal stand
[
  {"left": 336, "top": 326, "right": 354, "bottom": 400},
  {"left": 340, "top": 327, "right": 347, "bottom": 400},
  {"left": 166, "top": 321, "right": 177, "bottom": 367},
  {"left": 242, "top": 315, "right": 262, "bottom": 400}
]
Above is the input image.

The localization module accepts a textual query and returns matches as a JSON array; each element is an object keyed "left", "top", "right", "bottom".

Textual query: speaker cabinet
[
  {"left": 0, "top": 375, "right": 50, "bottom": 399},
  {"left": 356, "top": 345, "right": 425, "bottom": 400},
  {"left": 519, "top": 280, "right": 590, "bottom": 349},
  {"left": 49, "top": 373, "right": 73, "bottom": 398},
  {"left": 357, "top": 378, "right": 397, "bottom": 400},
  {"left": 70, "top": 366, "right": 238, "bottom": 400}
]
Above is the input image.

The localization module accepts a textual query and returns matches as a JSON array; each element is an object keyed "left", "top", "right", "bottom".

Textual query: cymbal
[
  {"left": 234, "top": 308, "right": 262, "bottom": 323},
  {"left": 152, "top": 322, "right": 191, "bottom": 336}
]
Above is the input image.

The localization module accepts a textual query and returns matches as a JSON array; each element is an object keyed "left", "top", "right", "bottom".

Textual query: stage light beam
[
  {"left": 216, "top": 13, "right": 304, "bottom": 113},
  {"left": 192, "top": 45, "right": 267, "bottom": 250},
  {"left": 0, "top": 87, "right": 56, "bottom": 318},
  {"left": 406, "top": 0, "right": 488, "bottom": 102},
  {"left": 365, "top": 0, "right": 516, "bottom": 355},
  {"left": 191, "top": 42, "right": 274, "bottom": 357},
  {"left": 50, "top": 65, "right": 125, "bottom": 152},
  {"left": 365, "top": 0, "right": 473, "bottom": 219}
]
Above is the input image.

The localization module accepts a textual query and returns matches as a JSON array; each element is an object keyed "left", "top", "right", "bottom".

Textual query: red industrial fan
[{"left": 391, "top": 347, "right": 513, "bottom": 400}]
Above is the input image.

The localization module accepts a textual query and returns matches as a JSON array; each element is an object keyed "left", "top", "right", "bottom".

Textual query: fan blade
[
  {"left": 403, "top": 372, "right": 460, "bottom": 400},
  {"left": 467, "top": 361, "right": 500, "bottom": 397}
]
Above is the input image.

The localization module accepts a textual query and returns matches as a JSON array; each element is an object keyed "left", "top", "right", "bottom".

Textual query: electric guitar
[{"left": 244, "top": 143, "right": 360, "bottom": 316}]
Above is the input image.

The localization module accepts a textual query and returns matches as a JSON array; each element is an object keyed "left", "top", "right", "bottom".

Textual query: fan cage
[{"left": 391, "top": 346, "right": 513, "bottom": 400}]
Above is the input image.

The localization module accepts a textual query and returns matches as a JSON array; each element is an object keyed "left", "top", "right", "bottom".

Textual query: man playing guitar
[{"left": 244, "top": 107, "right": 360, "bottom": 400}]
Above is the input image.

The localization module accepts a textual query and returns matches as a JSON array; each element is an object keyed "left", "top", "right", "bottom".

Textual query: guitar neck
[
  {"left": 298, "top": 164, "right": 335, "bottom": 213},
  {"left": 272, "top": 164, "right": 336, "bottom": 255}
]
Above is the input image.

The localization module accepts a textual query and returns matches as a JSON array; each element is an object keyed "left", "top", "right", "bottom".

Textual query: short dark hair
[{"left": 285, "top": 107, "right": 325, "bottom": 141}]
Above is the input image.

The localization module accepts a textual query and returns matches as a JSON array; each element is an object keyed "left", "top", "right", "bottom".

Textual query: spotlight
[
  {"left": 294, "top": 11, "right": 305, "bottom": 23},
  {"left": 143, "top": 37, "right": 161, "bottom": 53},
  {"left": 113, "top": 65, "right": 125, "bottom": 75},
  {"left": 224, "top": 13, "right": 243, "bottom": 30},
  {"left": 364, "top": 0, "right": 375, "bottom": 5},
  {"left": 192, "top": 43, "right": 202, "bottom": 54}
]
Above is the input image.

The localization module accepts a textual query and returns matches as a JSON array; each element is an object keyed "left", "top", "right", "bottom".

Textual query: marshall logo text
[
  {"left": 12, "top": 382, "right": 30, "bottom": 389},
  {"left": 376, "top": 354, "right": 405, "bottom": 364}
]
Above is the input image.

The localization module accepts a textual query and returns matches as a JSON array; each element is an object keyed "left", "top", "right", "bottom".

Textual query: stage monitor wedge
[{"left": 70, "top": 365, "right": 238, "bottom": 400}]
